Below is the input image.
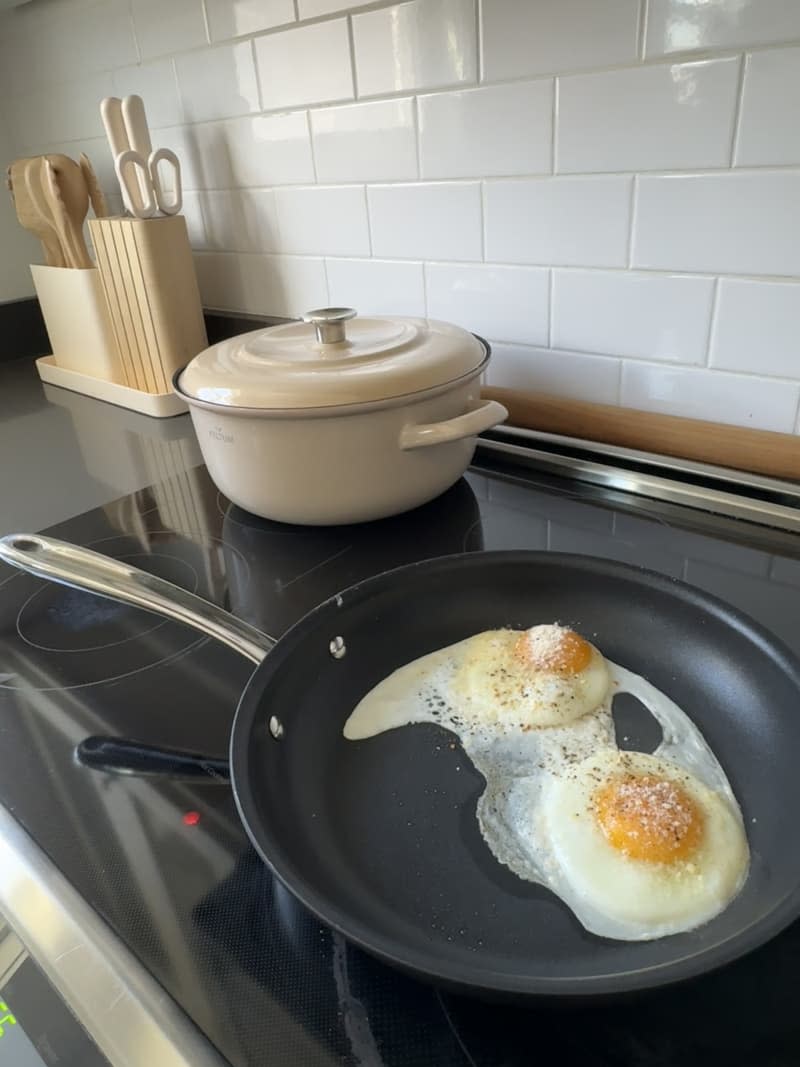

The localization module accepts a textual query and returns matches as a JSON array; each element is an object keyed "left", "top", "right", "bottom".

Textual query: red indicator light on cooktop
[{"left": 182, "top": 811, "right": 201, "bottom": 826}]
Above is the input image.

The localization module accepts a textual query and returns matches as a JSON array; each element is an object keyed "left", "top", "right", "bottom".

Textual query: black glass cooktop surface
[{"left": 1, "top": 461, "right": 800, "bottom": 1067}]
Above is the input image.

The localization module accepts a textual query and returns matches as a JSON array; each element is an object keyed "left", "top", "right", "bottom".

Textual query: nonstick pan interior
[{"left": 231, "top": 551, "right": 800, "bottom": 997}]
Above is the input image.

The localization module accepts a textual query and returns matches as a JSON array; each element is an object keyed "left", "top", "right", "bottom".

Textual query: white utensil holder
[{"left": 31, "top": 264, "right": 122, "bottom": 383}]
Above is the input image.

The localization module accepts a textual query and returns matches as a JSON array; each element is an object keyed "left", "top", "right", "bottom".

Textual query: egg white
[
  {"left": 344, "top": 629, "right": 615, "bottom": 780},
  {"left": 481, "top": 744, "right": 749, "bottom": 941},
  {"left": 343, "top": 631, "right": 750, "bottom": 941}
]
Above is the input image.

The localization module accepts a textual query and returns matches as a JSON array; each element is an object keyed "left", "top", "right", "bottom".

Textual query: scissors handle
[
  {"left": 149, "top": 148, "right": 182, "bottom": 216},
  {"left": 114, "top": 150, "right": 156, "bottom": 219}
]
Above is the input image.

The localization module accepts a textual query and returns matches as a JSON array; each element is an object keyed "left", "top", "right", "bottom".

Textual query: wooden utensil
[
  {"left": 481, "top": 386, "right": 800, "bottom": 481},
  {"left": 79, "top": 153, "right": 108, "bottom": 218},
  {"left": 42, "top": 156, "right": 92, "bottom": 269},
  {"left": 7, "top": 157, "right": 65, "bottom": 267}
]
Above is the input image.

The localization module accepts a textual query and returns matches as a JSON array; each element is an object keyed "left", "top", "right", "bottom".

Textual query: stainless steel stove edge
[
  {"left": 0, "top": 803, "right": 227, "bottom": 1067},
  {"left": 477, "top": 429, "right": 800, "bottom": 534}
]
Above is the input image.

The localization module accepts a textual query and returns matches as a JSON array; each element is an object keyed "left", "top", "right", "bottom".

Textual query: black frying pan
[{"left": 2, "top": 533, "right": 800, "bottom": 999}]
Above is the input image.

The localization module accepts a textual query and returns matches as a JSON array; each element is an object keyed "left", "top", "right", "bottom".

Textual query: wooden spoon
[
  {"left": 79, "top": 153, "right": 108, "bottom": 218},
  {"left": 7, "top": 157, "right": 65, "bottom": 267},
  {"left": 42, "top": 155, "right": 92, "bottom": 268}
]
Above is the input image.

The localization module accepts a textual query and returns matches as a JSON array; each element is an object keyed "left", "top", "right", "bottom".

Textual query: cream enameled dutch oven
[{"left": 175, "top": 307, "right": 507, "bottom": 525}]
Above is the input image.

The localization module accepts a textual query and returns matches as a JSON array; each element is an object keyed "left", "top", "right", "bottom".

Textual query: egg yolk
[
  {"left": 513, "top": 627, "right": 593, "bottom": 674},
  {"left": 593, "top": 773, "right": 704, "bottom": 864}
]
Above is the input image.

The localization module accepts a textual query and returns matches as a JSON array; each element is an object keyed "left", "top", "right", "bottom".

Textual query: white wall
[
  {"left": 1, "top": 0, "right": 799, "bottom": 432},
  {"left": 0, "top": 104, "right": 39, "bottom": 301}
]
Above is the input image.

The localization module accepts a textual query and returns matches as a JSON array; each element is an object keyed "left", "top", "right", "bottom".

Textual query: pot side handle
[{"left": 398, "top": 399, "right": 508, "bottom": 452}]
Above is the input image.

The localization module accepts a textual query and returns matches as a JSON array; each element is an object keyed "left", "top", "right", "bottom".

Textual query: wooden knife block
[{"left": 89, "top": 215, "right": 207, "bottom": 394}]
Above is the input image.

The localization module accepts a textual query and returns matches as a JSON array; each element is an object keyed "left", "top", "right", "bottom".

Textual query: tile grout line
[
  {"left": 168, "top": 57, "right": 184, "bottom": 124},
  {"left": 199, "top": 0, "right": 212, "bottom": 46},
  {"left": 127, "top": 0, "right": 142, "bottom": 66},
  {"left": 249, "top": 38, "right": 265, "bottom": 112},
  {"left": 475, "top": 0, "right": 483, "bottom": 83},
  {"left": 550, "top": 77, "right": 558, "bottom": 174},
  {"left": 704, "top": 277, "right": 721, "bottom": 367},
  {"left": 615, "top": 360, "right": 624, "bottom": 405},
  {"left": 362, "top": 184, "right": 374, "bottom": 257},
  {"left": 346, "top": 14, "right": 359, "bottom": 100},
  {"left": 412, "top": 95, "right": 422, "bottom": 180},
  {"left": 305, "top": 110, "right": 319, "bottom": 183},
  {"left": 321, "top": 256, "right": 332, "bottom": 306},
  {"left": 637, "top": 0, "right": 649, "bottom": 61},
  {"left": 479, "top": 180, "right": 486, "bottom": 262},
  {"left": 729, "top": 52, "right": 748, "bottom": 167},
  {"left": 625, "top": 175, "right": 638, "bottom": 269},
  {"left": 546, "top": 269, "right": 554, "bottom": 347}
]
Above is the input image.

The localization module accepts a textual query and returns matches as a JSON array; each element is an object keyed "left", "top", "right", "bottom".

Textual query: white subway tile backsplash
[
  {"left": 552, "top": 270, "right": 715, "bottom": 363},
  {"left": 195, "top": 251, "right": 329, "bottom": 315},
  {"left": 620, "top": 362, "right": 800, "bottom": 432},
  {"left": 735, "top": 48, "right": 800, "bottom": 167},
  {"left": 299, "top": 0, "right": 375, "bottom": 14},
  {"left": 418, "top": 81, "right": 552, "bottom": 179},
  {"left": 11, "top": 71, "right": 113, "bottom": 149},
  {"left": 633, "top": 172, "right": 800, "bottom": 276},
  {"left": 151, "top": 124, "right": 215, "bottom": 191},
  {"left": 368, "top": 182, "right": 482, "bottom": 261},
  {"left": 352, "top": 0, "right": 476, "bottom": 98},
  {"left": 481, "top": 0, "right": 639, "bottom": 81},
  {"left": 162, "top": 112, "right": 313, "bottom": 193},
  {"left": 225, "top": 113, "right": 315, "bottom": 187},
  {"left": 255, "top": 19, "right": 353, "bottom": 110},
  {"left": 557, "top": 58, "right": 740, "bottom": 173},
  {"left": 710, "top": 279, "right": 800, "bottom": 379},
  {"left": 326, "top": 258, "right": 426, "bottom": 316},
  {"left": 78, "top": 137, "right": 117, "bottom": 194},
  {"left": 131, "top": 0, "right": 207, "bottom": 61},
  {"left": 311, "top": 99, "right": 417, "bottom": 183},
  {"left": 425, "top": 263, "right": 548, "bottom": 345},
  {"left": 486, "top": 343, "right": 621, "bottom": 403},
  {"left": 646, "top": 0, "right": 800, "bottom": 57},
  {"left": 200, "top": 189, "right": 280, "bottom": 252},
  {"left": 63, "top": 1, "right": 139, "bottom": 82},
  {"left": 0, "top": 0, "right": 136, "bottom": 95},
  {"left": 175, "top": 42, "right": 260, "bottom": 121},
  {"left": 180, "top": 190, "right": 208, "bottom": 247},
  {"left": 205, "top": 0, "right": 295, "bottom": 41},
  {"left": 3, "top": 0, "right": 800, "bottom": 437},
  {"left": 112, "top": 60, "right": 183, "bottom": 131},
  {"left": 484, "top": 177, "right": 632, "bottom": 267},
  {"left": 275, "top": 185, "right": 370, "bottom": 256}
]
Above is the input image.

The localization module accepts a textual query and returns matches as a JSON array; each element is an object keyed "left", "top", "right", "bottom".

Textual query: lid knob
[{"left": 303, "top": 307, "right": 357, "bottom": 345}]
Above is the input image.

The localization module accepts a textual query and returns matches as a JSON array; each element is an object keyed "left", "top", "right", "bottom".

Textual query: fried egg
[
  {"left": 481, "top": 748, "right": 748, "bottom": 940},
  {"left": 345, "top": 624, "right": 614, "bottom": 778},
  {"left": 344, "top": 623, "right": 750, "bottom": 941}
]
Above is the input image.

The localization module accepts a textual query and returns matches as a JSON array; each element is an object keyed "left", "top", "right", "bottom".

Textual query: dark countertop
[{"left": 0, "top": 357, "right": 202, "bottom": 534}]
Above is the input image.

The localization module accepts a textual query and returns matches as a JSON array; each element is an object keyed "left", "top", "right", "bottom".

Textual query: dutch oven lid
[{"left": 177, "top": 308, "right": 488, "bottom": 410}]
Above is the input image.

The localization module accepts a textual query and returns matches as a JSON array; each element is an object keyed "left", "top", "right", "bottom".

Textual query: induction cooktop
[{"left": 1, "top": 458, "right": 799, "bottom": 1067}]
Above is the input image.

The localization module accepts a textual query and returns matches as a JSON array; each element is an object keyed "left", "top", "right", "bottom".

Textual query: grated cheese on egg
[{"left": 519, "top": 624, "right": 573, "bottom": 667}]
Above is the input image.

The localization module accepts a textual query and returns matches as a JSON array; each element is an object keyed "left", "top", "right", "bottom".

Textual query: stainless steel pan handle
[{"left": 0, "top": 533, "right": 274, "bottom": 666}]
